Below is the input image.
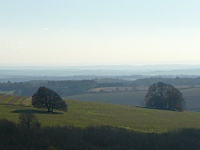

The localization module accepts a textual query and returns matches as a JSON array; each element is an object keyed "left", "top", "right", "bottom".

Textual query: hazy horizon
[{"left": 2, "top": 60, "right": 200, "bottom": 67}]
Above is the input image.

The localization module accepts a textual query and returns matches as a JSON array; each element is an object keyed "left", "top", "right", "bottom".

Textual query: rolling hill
[{"left": 1, "top": 95, "right": 200, "bottom": 133}]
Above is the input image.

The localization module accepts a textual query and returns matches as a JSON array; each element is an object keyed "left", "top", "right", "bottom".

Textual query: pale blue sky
[{"left": 1, "top": 0, "right": 200, "bottom": 65}]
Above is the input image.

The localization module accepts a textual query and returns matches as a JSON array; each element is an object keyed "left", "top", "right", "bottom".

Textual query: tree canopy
[
  {"left": 32, "top": 87, "right": 67, "bottom": 112},
  {"left": 145, "top": 82, "right": 185, "bottom": 111}
]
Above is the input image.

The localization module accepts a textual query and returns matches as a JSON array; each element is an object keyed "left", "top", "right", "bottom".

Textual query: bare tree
[{"left": 19, "top": 113, "right": 41, "bottom": 128}]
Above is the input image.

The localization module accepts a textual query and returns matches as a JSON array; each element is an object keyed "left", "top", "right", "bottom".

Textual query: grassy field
[
  {"left": 1, "top": 98, "right": 200, "bottom": 133},
  {"left": 0, "top": 94, "right": 29, "bottom": 106}
]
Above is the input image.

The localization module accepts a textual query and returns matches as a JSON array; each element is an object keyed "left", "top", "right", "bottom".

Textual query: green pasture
[{"left": 1, "top": 99, "right": 200, "bottom": 133}]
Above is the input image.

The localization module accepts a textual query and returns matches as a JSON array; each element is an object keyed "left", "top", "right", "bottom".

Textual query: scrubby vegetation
[
  {"left": 1, "top": 118, "right": 200, "bottom": 150},
  {"left": 19, "top": 113, "right": 41, "bottom": 128}
]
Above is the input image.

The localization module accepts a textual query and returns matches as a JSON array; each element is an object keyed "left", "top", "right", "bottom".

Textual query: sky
[{"left": 0, "top": 0, "right": 200, "bottom": 66}]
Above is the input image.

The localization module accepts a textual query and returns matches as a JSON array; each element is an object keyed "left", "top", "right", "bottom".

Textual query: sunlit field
[{"left": 1, "top": 97, "right": 200, "bottom": 133}]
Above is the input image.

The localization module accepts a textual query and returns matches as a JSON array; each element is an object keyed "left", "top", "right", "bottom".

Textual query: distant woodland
[
  {"left": 1, "top": 77, "right": 200, "bottom": 96},
  {"left": 134, "top": 77, "right": 200, "bottom": 86},
  {"left": 0, "top": 80, "right": 97, "bottom": 96}
]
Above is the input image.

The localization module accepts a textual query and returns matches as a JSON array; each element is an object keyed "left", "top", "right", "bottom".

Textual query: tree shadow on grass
[
  {"left": 11, "top": 109, "right": 63, "bottom": 114},
  {"left": 142, "top": 106, "right": 183, "bottom": 112}
]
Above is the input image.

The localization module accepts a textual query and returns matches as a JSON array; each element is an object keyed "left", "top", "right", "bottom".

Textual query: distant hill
[{"left": 1, "top": 64, "right": 200, "bottom": 82}]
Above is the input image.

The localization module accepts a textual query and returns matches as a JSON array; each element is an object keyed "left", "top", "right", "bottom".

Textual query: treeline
[
  {"left": 94, "top": 78, "right": 137, "bottom": 88},
  {"left": 90, "top": 77, "right": 200, "bottom": 87},
  {"left": 0, "top": 80, "right": 97, "bottom": 96},
  {"left": 134, "top": 77, "right": 200, "bottom": 86},
  {"left": 2, "top": 77, "right": 200, "bottom": 96},
  {"left": 0, "top": 119, "right": 200, "bottom": 150}
]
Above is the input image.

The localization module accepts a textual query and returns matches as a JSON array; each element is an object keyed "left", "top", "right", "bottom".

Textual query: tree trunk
[{"left": 47, "top": 107, "right": 51, "bottom": 112}]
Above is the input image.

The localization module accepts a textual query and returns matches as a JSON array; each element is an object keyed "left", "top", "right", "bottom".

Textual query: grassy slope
[{"left": 1, "top": 99, "right": 200, "bottom": 133}]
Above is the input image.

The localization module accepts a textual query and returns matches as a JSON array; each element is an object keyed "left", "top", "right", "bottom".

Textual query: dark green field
[
  {"left": 181, "top": 88, "right": 200, "bottom": 110},
  {"left": 65, "top": 87, "right": 200, "bottom": 111},
  {"left": 65, "top": 91, "right": 146, "bottom": 106}
]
